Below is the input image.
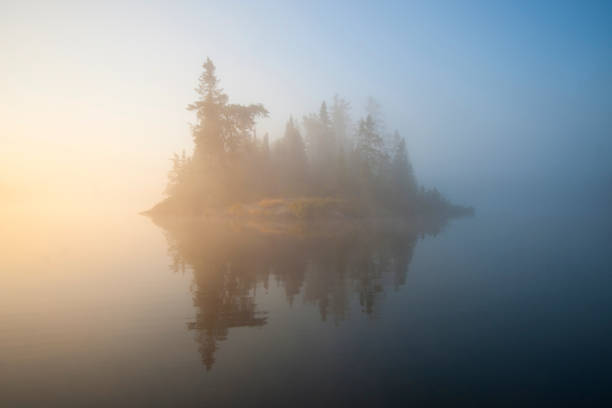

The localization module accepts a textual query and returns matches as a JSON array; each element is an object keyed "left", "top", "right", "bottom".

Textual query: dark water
[{"left": 1, "top": 200, "right": 611, "bottom": 406}]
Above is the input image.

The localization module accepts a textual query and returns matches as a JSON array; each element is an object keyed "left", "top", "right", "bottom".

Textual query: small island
[{"left": 145, "top": 58, "right": 472, "bottom": 223}]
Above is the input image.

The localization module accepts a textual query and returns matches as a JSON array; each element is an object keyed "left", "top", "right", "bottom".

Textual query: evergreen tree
[
  {"left": 354, "top": 115, "right": 388, "bottom": 203},
  {"left": 155, "top": 59, "right": 462, "bottom": 219},
  {"left": 319, "top": 101, "right": 331, "bottom": 128},
  {"left": 274, "top": 117, "right": 308, "bottom": 194},
  {"left": 331, "top": 95, "right": 352, "bottom": 151},
  {"left": 365, "top": 97, "right": 383, "bottom": 133},
  {"left": 187, "top": 57, "right": 267, "bottom": 162},
  {"left": 391, "top": 131, "right": 417, "bottom": 208},
  {"left": 284, "top": 117, "right": 307, "bottom": 170},
  {"left": 188, "top": 58, "right": 227, "bottom": 161},
  {"left": 356, "top": 115, "right": 386, "bottom": 178},
  {"left": 166, "top": 150, "right": 192, "bottom": 197},
  {"left": 181, "top": 58, "right": 268, "bottom": 206}
]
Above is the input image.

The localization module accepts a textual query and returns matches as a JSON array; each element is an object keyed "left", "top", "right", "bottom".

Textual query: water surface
[{"left": 1, "top": 199, "right": 610, "bottom": 406}]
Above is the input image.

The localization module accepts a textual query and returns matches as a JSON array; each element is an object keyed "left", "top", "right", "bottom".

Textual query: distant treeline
[{"left": 156, "top": 58, "right": 470, "bottom": 217}]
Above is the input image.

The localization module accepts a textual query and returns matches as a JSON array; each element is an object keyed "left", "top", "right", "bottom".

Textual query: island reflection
[{"left": 151, "top": 217, "right": 450, "bottom": 370}]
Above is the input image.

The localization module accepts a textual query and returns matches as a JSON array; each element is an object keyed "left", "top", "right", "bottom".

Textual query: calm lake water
[{"left": 1, "top": 197, "right": 611, "bottom": 406}]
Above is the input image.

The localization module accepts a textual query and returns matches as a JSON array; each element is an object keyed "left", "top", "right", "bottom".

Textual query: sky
[{"left": 1, "top": 0, "right": 611, "bottom": 211}]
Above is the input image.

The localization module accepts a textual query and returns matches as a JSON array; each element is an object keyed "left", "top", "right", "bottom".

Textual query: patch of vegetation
[
  {"left": 226, "top": 197, "right": 362, "bottom": 220},
  {"left": 146, "top": 58, "right": 472, "bottom": 220}
]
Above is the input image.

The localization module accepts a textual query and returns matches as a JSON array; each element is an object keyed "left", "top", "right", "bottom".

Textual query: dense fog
[{"left": 2, "top": 1, "right": 610, "bottom": 217}]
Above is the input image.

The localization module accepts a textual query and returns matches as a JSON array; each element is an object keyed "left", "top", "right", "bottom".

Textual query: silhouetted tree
[
  {"left": 180, "top": 58, "right": 268, "bottom": 206},
  {"left": 156, "top": 57, "right": 468, "bottom": 219},
  {"left": 354, "top": 115, "right": 388, "bottom": 204},
  {"left": 331, "top": 94, "right": 352, "bottom": 151},
  {"left": 188, "top": 58, "right": 267, "bottom": 160},
  {"left": 274, "top": 117, "right": 308, "bottom": 195},
  {"left": 391, "top": 131, "right": 417, "bottom": 209}
]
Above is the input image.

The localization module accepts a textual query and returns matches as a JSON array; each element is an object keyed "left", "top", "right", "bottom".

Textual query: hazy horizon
[
  {"left": 3, "top": 2, "right": 612, "bottom": 406},
  {"left": 2, "top": 1, "right": 611, "bottom": 214}
]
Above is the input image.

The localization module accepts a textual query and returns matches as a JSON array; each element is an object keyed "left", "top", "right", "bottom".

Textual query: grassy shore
[{"left": 143, "top": 196, "right": 474, "bottom": 232}]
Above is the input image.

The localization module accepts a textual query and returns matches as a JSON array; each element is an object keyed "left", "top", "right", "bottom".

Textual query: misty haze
[{"left": 1, "top": 1, "right": 611, "bottom": 407}]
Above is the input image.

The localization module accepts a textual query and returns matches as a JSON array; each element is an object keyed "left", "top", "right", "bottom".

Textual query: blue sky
[{"left": 1, "top": 0, "right": 610, "bottom": 206}]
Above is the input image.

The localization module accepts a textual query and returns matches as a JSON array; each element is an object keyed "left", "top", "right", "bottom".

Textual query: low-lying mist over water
[
  {"left": 2, "top": 193, "right": 610, "bottom": 406},
  {"left": 1, "top": 1, "right": 611, "bottom": 407}
]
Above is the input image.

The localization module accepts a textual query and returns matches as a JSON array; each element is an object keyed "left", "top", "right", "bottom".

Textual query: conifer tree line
[{"left": 165, "top": 58, "right": 456, "bottom": 215}]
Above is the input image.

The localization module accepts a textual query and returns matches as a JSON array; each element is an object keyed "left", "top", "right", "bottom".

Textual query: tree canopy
[{"left": 159, "top": 58, "right": 467, "bottom": 217}]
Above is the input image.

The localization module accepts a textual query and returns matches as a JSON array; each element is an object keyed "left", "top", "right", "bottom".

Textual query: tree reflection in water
[{"left": 151, "top": 217, "right": 449, "bottom": 370}]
